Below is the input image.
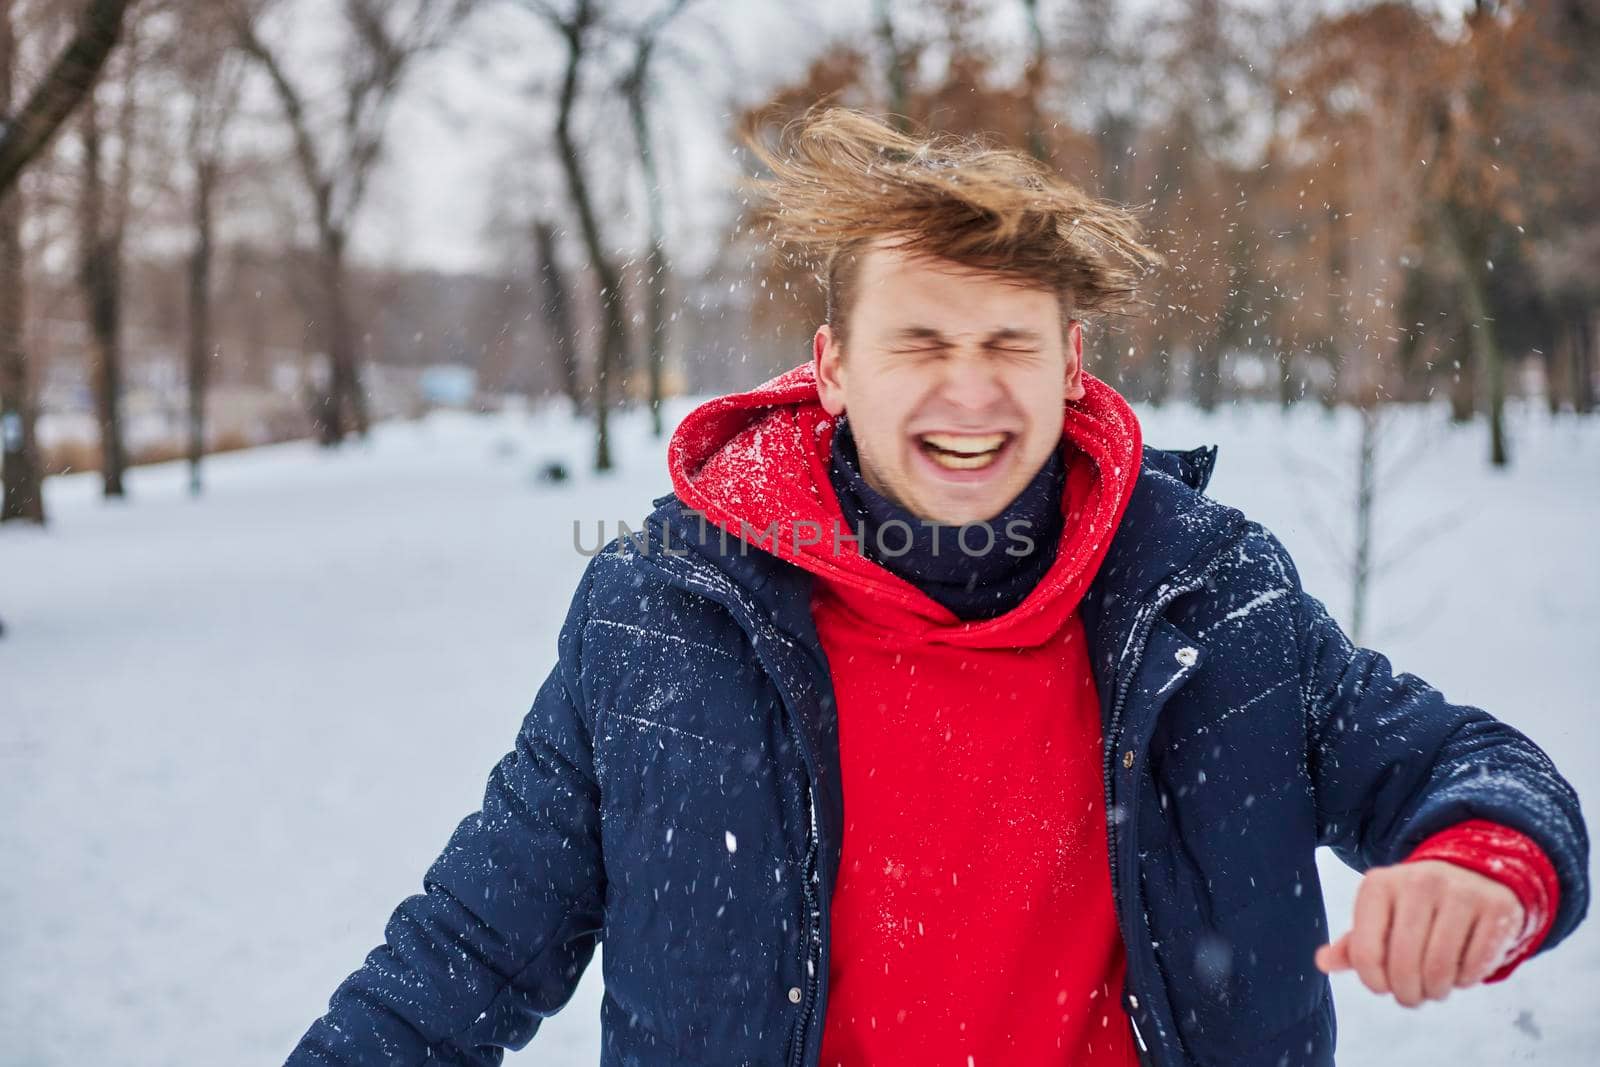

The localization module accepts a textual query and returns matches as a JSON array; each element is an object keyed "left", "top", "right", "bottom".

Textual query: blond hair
[{"left": 744, "top": 108, "right": 1161, "bottom": 344}]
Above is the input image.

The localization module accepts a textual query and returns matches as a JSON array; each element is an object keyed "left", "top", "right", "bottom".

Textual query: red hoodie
[
  {"left": 671, "top": 363, "right": 1146, "bottom": 1066},
  {"left": 666, "top": 362, "right": 1558, "bottom": 1064}
]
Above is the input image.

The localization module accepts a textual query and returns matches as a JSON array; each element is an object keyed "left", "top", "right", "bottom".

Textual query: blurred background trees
[
  {"left": 228, "top": 0, "right": 478, "bottom": 446},
  {"left": 1, "top": 0, "right": 1596, "bottom": 526},
  {"left": 2, "top": 0, "right": 130, "bottom": 519}
]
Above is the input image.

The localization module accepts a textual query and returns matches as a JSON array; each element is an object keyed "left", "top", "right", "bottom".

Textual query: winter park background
[{"left": 3, "top": 1, "right": 1599, "bottom": 1065}]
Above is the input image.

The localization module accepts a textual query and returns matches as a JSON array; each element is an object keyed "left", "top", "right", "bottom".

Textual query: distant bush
[{"left": 42, "top": 428, "right": 304, "bottom": 477}]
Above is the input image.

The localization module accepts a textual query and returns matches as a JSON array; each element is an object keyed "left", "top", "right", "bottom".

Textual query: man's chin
[{"left": 903, "top": 484, "right": 1018, "bottom": 527}]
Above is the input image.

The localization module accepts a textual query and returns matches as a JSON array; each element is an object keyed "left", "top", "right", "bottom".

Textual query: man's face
[{"left": 814, "top": 242, "right": 1085, "bottom": 525}]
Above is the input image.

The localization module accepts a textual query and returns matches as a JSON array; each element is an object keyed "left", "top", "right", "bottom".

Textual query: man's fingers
[
  {"left": 1347, "top": 874, "right": 1395, "bottom": 996},
  {"left": 1453, "top": 914, "right": 1486, "bottom": 989},
  {"left": 1420, "top": 895, "right": 1475, "bottom": 1001},
  {"left": 1386, "top": 872, "right": 1439, "bottom": 1008},
  {"left": 1316, "top": 935, "right": 1351, "bottom": 974},
  {"left": 1331, "top": 864, "right": 1526, "bottom": 1005},
  {"left": 1320, "top": 937, "right": 1351, "bottom": 972},
  {"left": 1458, "top": 900, "right": 1523, "bottom": 988}
]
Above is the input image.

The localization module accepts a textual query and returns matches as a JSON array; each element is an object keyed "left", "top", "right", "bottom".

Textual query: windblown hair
[{"left": 744, "top": 108, "right": 1162, "bottom": 343}]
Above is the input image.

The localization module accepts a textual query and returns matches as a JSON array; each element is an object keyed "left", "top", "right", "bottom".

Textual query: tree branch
[
  {"left": 230, "top": 4, "right": 334, "bottom": 232},
  {"left": 0, "top": 0, "right": 131, "bottom": 193}
]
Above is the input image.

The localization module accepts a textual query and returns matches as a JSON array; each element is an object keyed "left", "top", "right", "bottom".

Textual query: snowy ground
[{"left": 2, "top": 393, "right": 1596, "bottom": 1065}]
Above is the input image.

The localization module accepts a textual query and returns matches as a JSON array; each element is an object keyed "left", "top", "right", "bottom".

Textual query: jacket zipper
[
  {"left": 1101, "top": 539, "right": 1240, "bottom": 1067},
  {"left": 787, "top": 784, "right": 822, "bottom": 1067}
]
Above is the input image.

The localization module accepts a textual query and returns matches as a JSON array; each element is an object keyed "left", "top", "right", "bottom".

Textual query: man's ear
[
  {"left": 815, "top": 324, "right": 847, "bottom": 416},
  {"left": 1065, "top": 319, "right": 1086, "bottom": 401}
]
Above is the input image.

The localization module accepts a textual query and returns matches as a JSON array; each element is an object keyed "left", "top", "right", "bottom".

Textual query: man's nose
[{"left": 938, "top": 350, "right": 1008, "bottom": 413}]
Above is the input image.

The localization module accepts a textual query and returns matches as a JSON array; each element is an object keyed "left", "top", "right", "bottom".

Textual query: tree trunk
[
  {"left": 1276, "top": 347, "right": 1296, "bottom": 409},
  {"left": 1146, "top": 349, "right": 1172, "bottom": 407},
  {"left": 0, "top": 184, "right": 43, "bottom": 523},
  {"left": 314, "top": 228, "right": 366, "bottom": 445},
  {"left": 551, "top": 12, "right": 621, "bottom": 471},
  {"left": 0, "top": 0, "right": 129, "bottom": 194},
  {"left": 0, "top": 0, "right": 44, "bottom": 524},
  {"left": 873, "top": 0, "right": 910, "bottom": 130},
  {"left": 1575, "top": 313, "right": 1597, "bottom": 415},
  {"left": 186, "top": 157, "right": 214, "bottom": 494},
  {"left": 625, "top": 52, "right": 670, "bottom": 438},
  {"left": 1323, "top": 200, "right": 1349, "bottom": 407},
  {"left": 1351, "top": 401, "right": 1378, "bottom": 646},
  {"left": 1021, "top": 0, "right": 1049, "bottom": 162},
  {"left": 1545, "top": 327, "right": 1566, "bottom": 416},
  {"left": 642, "top": 241, "right": 668, "bottom": 437},
  {"left": 1095, "top": 113, "right": 1133, "bottom": 204},
  {"left": 1456, "top": 235, "right": 1508, "bottom": 466},
  {"left": 1447, "top": 344, "right": 1476, "bottom": 422},
  {"left": 1436, "top": 199, "right": 1507, "bottom": 463},
  {"left": 78, "top": 93, "right": 126, "bottom": 497},
  {"left": 533, "top": 219, "right": 581, "bottom": 415},
  {"left": 1191, "top": 345, "right": 1221, "bottom": 411}
]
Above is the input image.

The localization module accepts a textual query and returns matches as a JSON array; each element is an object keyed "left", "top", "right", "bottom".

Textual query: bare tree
[
  {"left": 1155, "top": 0, "right": 1252, "bottom": 413},
  {"left": 1019, "top": 0, "right": 1048, "bottom": 162},
  {"left": 0, "top": 0, "right": 41, "bottom": 522},
  {"left": 620, "top": 0, "right": 690, "bottom": 438},
  {"left": 163, "top": 2, "right": 244, "bottom": 494},
  {"left": 532, "top": 216, "right": 581, "bottom": 415},
  {"left": 0, "top": 0, "right": 130, "bottom": 190},
  {"left": 1280, "top": 1, "right": 1540, "bottom": 466},
  {"left": 518, "top": 0, "right": 629, "bottom": 471},
  {"left": 872, "top": 0, "right": 910, "bottom": 130},
  {"left": 1053, "top": 0, "right": 1151, "bottom": 204},
  {"left": 76, "top": 27, "right": 142, "bottom": 498},
  {"left": 2, "top": 0, "right": 132, "bottom": 523},
  {"left": 230, "top": 0, "right": 473, "bottom": 445},
  {"left": 1426, "top": 0, "right": 1535, "bottom": 467},
  {"left": 1524, "top": 0, "right": 1600, "bottom": 417}
]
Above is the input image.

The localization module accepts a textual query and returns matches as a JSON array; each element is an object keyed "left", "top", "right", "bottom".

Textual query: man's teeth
[
  {"left": 929, "top": 451, "right": 996, "bottom": 470},
  {"left": 921, "top": 433, "right": 1007, "bottom": 455},
  {"left": 919, "top": 433, "right": 1008, "bottom": 470}
]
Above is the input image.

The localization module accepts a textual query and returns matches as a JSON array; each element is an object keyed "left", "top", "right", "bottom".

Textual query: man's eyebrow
[
  {"left": 986, "top": 327, "right": 1044, "bottom": 344},
  {"left": 889, "top": 326, "right": 949, "bottom": 343},
  {"left": 887, "top": 326, "right": 1044, "bottom": 344}
]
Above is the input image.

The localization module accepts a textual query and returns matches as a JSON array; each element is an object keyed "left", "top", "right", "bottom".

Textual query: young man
[{"left": 287, "top": 111, "right": 1587, "bottom": 1066}]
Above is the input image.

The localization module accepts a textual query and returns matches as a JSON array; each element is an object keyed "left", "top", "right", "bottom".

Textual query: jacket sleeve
[
  {"left": 1285, "top": 537, "right": 1590, "bottom": 955},
  {"left": 286, "top": 566, "right": 607, "bottom": 1066}
]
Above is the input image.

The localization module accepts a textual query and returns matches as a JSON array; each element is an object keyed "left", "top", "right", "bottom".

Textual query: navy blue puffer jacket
[{"left": 286, "top": 445, "right": 1588, "bottom": 1067}]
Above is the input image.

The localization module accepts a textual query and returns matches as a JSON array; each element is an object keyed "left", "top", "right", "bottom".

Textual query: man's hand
[{"left": 1315, "top": 860, "right": 1525, "bottom": 1007}]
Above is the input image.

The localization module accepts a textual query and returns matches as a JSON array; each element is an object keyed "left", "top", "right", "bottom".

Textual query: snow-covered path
[{"left": 2, "top": 398, "right": 1595, "bottom": 1064}]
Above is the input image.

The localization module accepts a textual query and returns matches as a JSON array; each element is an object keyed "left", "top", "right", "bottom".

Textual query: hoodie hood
[{"left": 667, "top": 361, "right": 1142, "bottom": 648}]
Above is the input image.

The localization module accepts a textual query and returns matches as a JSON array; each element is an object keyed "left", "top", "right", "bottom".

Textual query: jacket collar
[
  {"left": 1090, "top": 445, "right": 1240, "bottom": 606},
  {"left": 642, "top": 442, "right": 1243, "bottom": 657}
]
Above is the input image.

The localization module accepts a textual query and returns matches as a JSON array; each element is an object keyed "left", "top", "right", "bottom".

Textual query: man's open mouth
[{"left": 917, "top": 432, "right": 1013, "bottom": 471}]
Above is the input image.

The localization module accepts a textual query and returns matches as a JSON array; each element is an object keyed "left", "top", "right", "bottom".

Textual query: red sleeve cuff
[{"left": 1403, "top": 819, "right": 1560, "bottom": 983}]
